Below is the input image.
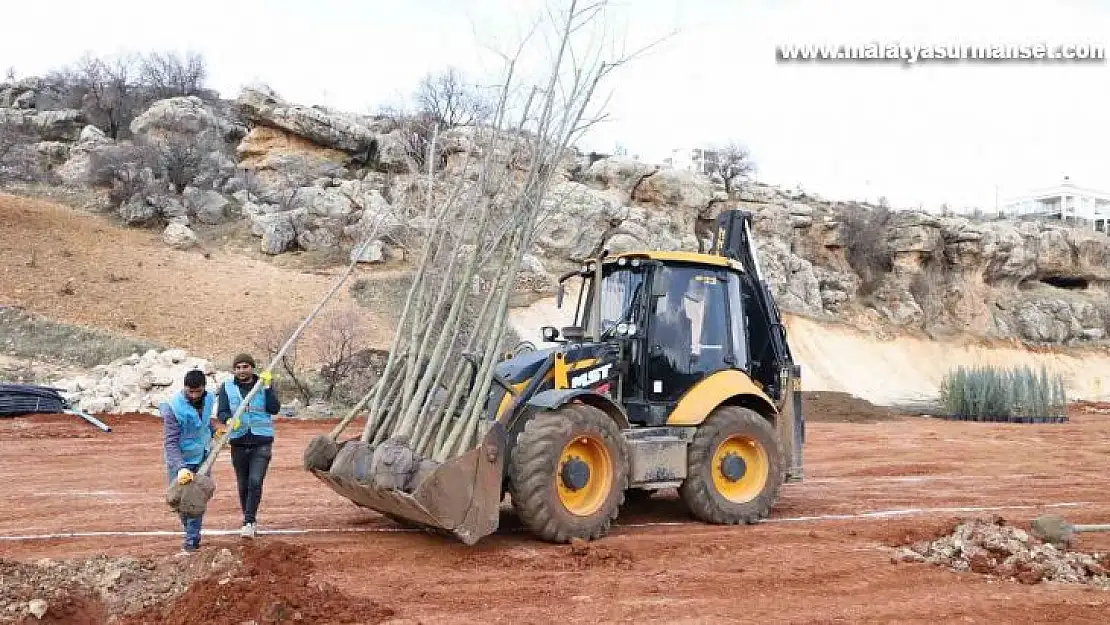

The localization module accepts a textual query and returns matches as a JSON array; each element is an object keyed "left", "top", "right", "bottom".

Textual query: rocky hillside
[{"left": 3, "top": 76, "right": 1109, "bottom": 347}]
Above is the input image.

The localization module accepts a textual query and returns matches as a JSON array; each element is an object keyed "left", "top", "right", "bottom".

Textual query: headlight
[
  {"left": 617, "top": 257, "right": 627, "bottom": 266},
  {"left": 631, "top": 258, "right": 641, "bottom": 267},
  {"left": 616, "top": 322, "right": 629, "bottom": 335},
  {"left": 626, "top": 323, "right": 637, "bottom": 336}
]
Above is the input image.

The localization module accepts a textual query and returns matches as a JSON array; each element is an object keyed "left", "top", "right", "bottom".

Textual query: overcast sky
[{"left": 3, "top": 0, "right": 1108, "bottom": 211}]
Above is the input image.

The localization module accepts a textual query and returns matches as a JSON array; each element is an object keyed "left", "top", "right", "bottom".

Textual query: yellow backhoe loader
[{"left": 310, "top": 208, "right": 804, "bottom": 544}]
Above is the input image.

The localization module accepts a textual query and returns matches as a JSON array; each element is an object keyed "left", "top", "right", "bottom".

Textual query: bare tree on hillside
[
  {"left": 253, "top": 318, "right": 313, "bottom": 403},
  {"left": 415, "top": 67, "right": 494, "bottom": 128},
  {"left": 72, "top": 53, "right": 143, "bottom": 139},
  {"left": 140, "top": 51, "right": 208, "bottom": 99},
  {"left": 376, "top": 106, "right": 442, "bottom": 172},
  {"left": 707, "top": 141, "right": 755, "bottom": 196},
  {"left": 312, "top": 308, "right": 372, "bottom": 402}
]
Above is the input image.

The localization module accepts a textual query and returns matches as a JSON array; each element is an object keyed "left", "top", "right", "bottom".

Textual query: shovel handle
[{"left": 196, "top": 232, "right": 383, "bottom": 477}]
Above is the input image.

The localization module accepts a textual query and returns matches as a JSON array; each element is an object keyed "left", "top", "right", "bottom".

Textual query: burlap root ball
[
  {"left": 328, "top": 440, "right": 375, "bottom": 485},
  {"left": 370, "top": 437, "right": 418, "bottom": 490},
  {"left": 303, "top": 434, "right": 340, "bottom": 472},
  {"left": 166, "top": 474, "right": 217, "bottom": 517}
]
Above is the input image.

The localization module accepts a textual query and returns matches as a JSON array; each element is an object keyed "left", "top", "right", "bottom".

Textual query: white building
[
  {"left": 660, "top": 147, "right": 721, "bottom": 175},
  {"left": 1000, "top": 176, "right": 1110, "bottom": 233}
]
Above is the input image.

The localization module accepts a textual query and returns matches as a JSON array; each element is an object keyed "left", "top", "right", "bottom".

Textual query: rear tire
[
  {"left": 508, "top": 403, "right": 629, "bottom": 543},
  {"left": 680, "top": 406, "right": 783, "bottom": 524}
]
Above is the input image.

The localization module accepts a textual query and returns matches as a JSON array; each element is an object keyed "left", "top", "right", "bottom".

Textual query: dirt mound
[
  {"left": 802, "top": 391, "right": 901, "bottom": 422},
  {"left": 893, "top": 517, "right": 1110, "bottom": 587},
  {"left": 458, "top": 539, "right": 635, "bottom": 572},
  {"left": 568, "top": 538, "right": 635, "bottom": 570},
  {"left": 0, "top": 547, "right": 238, "bottom": 624},
  {"left": 119, "top": 541, "right": 395, "bottom": 625}
]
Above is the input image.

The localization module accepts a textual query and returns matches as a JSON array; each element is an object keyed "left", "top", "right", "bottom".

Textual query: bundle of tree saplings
[{"left": 303, "top": 0, "right": 657, "bottom": 493}]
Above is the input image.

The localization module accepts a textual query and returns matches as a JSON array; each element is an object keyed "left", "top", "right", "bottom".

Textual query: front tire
[
  {"left": 508, "top": 403, "right": 629, "bottom": 543},
  {"left": 680, "top": 406, "right": 783, "bottom": 524}
]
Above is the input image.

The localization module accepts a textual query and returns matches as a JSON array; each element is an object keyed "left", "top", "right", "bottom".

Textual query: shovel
[{"left": 1030, "top": 514, "right": 1110, "bottom": 546}]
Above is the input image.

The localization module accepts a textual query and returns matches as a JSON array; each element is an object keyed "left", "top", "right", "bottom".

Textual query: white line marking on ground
[
  {"left": 621, "top": 501, "right": 1092, "bottom": 528},
  {"left": 31, "top": 491, "right": 133, "bottom": 497},
  {"left": 798, "top": 474, "right": 1049, "bottom": 484},
  {"left": 0, "top": 502, "right": 1095, "bottom": 542}
]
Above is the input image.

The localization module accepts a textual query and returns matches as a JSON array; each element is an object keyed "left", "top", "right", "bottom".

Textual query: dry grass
[{"left": 0, "top": 306, "right": 162, "bottom": 367}]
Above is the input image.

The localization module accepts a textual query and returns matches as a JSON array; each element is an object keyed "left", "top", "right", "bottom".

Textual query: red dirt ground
[{"left": 2, "top": 409, "right": 1109, "bottom": 624}]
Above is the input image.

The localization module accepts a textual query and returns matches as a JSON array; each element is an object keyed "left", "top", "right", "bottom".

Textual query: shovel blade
[{"left": 311, "top": 423, "right": 507, "bottom": 545}]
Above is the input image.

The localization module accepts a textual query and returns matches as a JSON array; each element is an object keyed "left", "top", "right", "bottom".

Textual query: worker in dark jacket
[
  {"left": 161, "top": 369, "right": 218, "bottom": 554},
  {"left": 217, "top": 353, "right": 280, "bottom": 539}
]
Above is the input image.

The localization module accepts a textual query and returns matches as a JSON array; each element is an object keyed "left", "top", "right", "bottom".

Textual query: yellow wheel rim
[
  {"left": 711, "top": 435, "right": 769, "bottom": 503},
  {"left": 556, "top": 435, "right": 613, "bottom": 516}
]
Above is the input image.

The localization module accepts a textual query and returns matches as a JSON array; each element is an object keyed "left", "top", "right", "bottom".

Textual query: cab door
[{"left": 641, "top": 264, "right": 734, "bottom": 418}]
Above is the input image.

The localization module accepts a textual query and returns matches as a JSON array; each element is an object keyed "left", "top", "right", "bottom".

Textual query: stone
[
  {"left": 79, "top": 396, "right": 115, "bottom": 414},
  {"left": 129, "top": 96, "right": 240, "bottom": 142},
  {"left": 236, "top": 84, "right": 382, "bottom": 154},
  {"left": 118, "top": 196, "right": 157, "bottom": 226},
  {"left": 27, "top": 599, "right": 47, "bottom": 619},
  {"left": 162, "top": 223, "right": 198, "bottom": 250},
  {"left": 159, "top": 349, "right": 189, "bottom": 365},
  {"left": 260, "top": 215, "right": 297, "bottom": 255},
  {"left": 55, "top": 125, "right": 114, "bottom": 185},
  {"left": 183, "top": 187, "right": 231, "bottom": 225},
  {"left": 351, "top": 239, "right": 384, "bottom": 263},
  {"left": 631, "top": 168, "right": 714, "bottom": 213},
  {"left": 294, "top": 186, "right": 355, "bottom": 218},
  {"left": 0, "top": 108, "right": 88, "bottom": 142},
  {"left": 583, "top": 157, "right": 658, "bottom": 194}
]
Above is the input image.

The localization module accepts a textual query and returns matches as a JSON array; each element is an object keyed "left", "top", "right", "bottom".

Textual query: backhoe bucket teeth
[{"left": 310, "top": 423, "right": 507, "bottom": 546}]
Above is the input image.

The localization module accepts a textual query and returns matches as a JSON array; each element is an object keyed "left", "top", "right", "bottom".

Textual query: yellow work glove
[
  {"left": 176, "top": 468, "right": 194, "bottom": 486},
  {"left": 214, "top": 425, "right": 227, "bottom": 439},
  {"left": 260, "top": 370, "right": 273, "bottom": 388},
  {"left": 228, "top": 415, "right": 241, "bottom": 431}
]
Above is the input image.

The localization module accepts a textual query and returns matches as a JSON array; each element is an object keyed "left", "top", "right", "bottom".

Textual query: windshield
[{"left": 572, "top": 267, "right": 645, "bottom": 336}]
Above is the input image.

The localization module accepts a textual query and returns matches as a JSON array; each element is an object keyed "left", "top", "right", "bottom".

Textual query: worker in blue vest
[
  {"left": 217, "top": 353, "right": 281, "bottom": 539},
  {"left": 161, "top": 369, "right": 219, "bottom": 554}
]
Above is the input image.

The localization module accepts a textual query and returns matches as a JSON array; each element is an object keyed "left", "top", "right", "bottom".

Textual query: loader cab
[{"left": 553, "top": 253, "right": 754, "bottom": 427}]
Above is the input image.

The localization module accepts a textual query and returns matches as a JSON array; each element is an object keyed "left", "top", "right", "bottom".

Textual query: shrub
[
  {"left": 938, "top": 364, "right": 1067, "bottom": 419},
  {"left": 87, "top": 143, "right": 159, "bottom": 206},
  {"left": 840, "top": 205, "right": 893, "bottom": 296},
  {"left": 909, "top": 248, "right": 947, "bottom": 327}
]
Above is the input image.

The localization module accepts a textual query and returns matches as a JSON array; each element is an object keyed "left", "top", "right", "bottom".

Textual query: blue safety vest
[
  {"left": 224, "top": 379, "right": 274, "bottom": 439},
  {"left": 167, "top": 391, "right": 214, "bottom": 466}
]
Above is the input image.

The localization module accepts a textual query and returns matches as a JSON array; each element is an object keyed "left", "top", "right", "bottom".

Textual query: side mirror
[
  {"left": 556, "top": 283, "right": 565, "bottom": 308},
  {"left": 541, "top": 326, "right": 560, "bottom": 342}
]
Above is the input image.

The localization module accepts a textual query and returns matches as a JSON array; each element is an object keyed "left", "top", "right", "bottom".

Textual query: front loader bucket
[{"left": 310, "top": 422, "right": 508, "bottom": 545}]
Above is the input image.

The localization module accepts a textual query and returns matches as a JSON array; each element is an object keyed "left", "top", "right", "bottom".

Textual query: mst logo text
[{"left": 570, "top": 363, "right": 613, "bottom": 389}]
